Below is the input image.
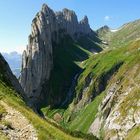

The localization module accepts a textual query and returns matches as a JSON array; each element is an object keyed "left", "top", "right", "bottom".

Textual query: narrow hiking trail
[{"left": 0, "top": 101, "right": 38, "bottom": 140}]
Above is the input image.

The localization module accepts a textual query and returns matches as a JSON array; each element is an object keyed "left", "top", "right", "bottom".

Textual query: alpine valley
[{"left": 0, "top": 3, "right": 140, "bottom": 140}]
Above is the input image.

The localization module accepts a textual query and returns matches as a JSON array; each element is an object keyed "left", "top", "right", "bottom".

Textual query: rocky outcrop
[
  {"left": 89, "top": 64, "right": 140, "bottom": 140},
  {"left": 55, "top": 9, "right": 91, "bottom": 37},
  {"left": 20, "top": 4, "right": 92, "bottom": 106},
  {"left": 79, "top": 16, "right": 91, "bottom": 34},
  {"left": 71, "top": 62, "right": 123, "bottom": 113},
  {"left": 0, "top": 53, "right": 24, "bottom": 96}
]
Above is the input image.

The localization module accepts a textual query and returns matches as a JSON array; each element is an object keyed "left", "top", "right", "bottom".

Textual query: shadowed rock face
[
  {"left": 0, "top": 53, "right": 24, "bottom": 96},
  {"left": 20, "top": 4, "right": 92, "bottom": 106}
]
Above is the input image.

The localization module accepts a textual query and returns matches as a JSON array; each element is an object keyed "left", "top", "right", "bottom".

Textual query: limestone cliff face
[
  {"left": 55, "top": 9, "right": 91, "bottom": 37},
  {"left": 79, "top": 16, "right": 91, "bottom": 34},
  {"left": 20, "top": 4, "right": 54, "bottom": 103},
  {"left": 20, "top": 4, "right": 92, "bottom": 106}
]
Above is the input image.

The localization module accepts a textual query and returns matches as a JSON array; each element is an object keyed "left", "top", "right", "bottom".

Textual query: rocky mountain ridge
[{"left": 20, "top": 4, "right": 97, "bottom": 107}]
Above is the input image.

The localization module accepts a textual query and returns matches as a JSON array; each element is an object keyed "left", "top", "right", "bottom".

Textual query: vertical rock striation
[{"left": 20, "top": 4, "right": 92, "bottom": 106}]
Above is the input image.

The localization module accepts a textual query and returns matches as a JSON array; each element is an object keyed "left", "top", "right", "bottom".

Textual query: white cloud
[
  {"left": 104, "top": 16, "right": 111, "bottom": 21},
  {"left": 15, "top": 46, "right": 26, "bottom": 54},
  {"left": 0, "top": 45, "right": 26, "bottom": 54}
]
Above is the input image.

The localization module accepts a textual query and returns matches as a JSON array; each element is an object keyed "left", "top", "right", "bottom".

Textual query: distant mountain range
[{"left": 2, "top": 51, "right": 22, "bottom": 77}]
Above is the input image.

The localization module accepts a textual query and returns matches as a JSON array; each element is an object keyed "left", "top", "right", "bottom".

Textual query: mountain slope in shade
[
  {"left": 0, "top": 53, "right": 97, "bottom": 140},
  {"left": 0, "top": 53, "right": 23, "bottom": 95},
  {"left": 2, "top": 51, "right": 22, "bottom": 77}
]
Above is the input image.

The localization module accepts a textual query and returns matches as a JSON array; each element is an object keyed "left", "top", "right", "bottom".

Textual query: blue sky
[{"left": 0, "top": 0, "right": 140, "bottom": 53}]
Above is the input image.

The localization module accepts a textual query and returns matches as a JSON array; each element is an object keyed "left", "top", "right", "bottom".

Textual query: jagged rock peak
[
  {"left": 97, "top": 25, "right": 110, "bottom": 32},
  {"left": 62, "top": 8, "right": 76, "bottom": 15},
  {"left": 80, "top": 15, "right": 89, "bottom": 24},
  {"left": 79, "top": 15, "right": 91, "bottom": 34},
  {"left": 31, "top": 3, "right": 92, "bottom": 38},
  {"left": 41, "top": 3, "right": 55, "bottom": 15},
  {"left": 41, "top": 3, "right": 50, "bottom": 10},
  {"left": 20, "top": 3, "right": 92, "bottom": 106},
  {"left": 96, "top": 25, "right": 110, "bottom": 40},
  {"left": 102, "top": 25, "right": 110, "bottom": 29},
  {"left": 62, "top": 8, "right": 78, "bottom": 22}
]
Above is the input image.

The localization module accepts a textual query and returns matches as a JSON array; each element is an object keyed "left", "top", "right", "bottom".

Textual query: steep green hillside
[
  {"left": 110, "top": 19, "right": 140, "bottom": 47},
  {"left": 96, "top": 19, "right": 140, "bottom": 49},
  {"left": 63, "top": 39, "right": 140, "bottom": 138},
  {"left": 67, "top": 92, "right": 105, "bottom": 133},
  {"left": 98, "top": 19, "right": 140, "bottom": 48},
  {"left": 38, "top": 19, "right": 140, "bottom": 140},
  {"left": 0, "top": 81, "right": 99, "bottom": 140},
  {"left": 0, "top": 54, "right": 98, "bottom": 140}
]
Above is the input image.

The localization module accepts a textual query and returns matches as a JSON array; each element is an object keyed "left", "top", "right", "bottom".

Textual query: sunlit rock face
[{"left": 20, "top": 4, "right": 92, "bottom": 106}]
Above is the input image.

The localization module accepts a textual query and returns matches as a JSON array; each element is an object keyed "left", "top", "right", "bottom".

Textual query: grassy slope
[
  {"left": 0, "top": 82, "right": 83, "bottom": 140},
  {"left": 110, "top": 19, "right": 140, "bottom": 48},
  {"left": 0, "top": 38, "right": 100, "bottom": 139},
  {"left": 0, "top": 131, "right": 8, "bottom": 140},
  {"left": 0, "top": 103, "right": 8, "bottom": 140},
  {"left": 96, "top": 19, "right": 140, "bottom": 49},
  {"left": 42, "top": 19, "right": 140, "bottom": 136},
  {"left": 68, "top": 92, "right": 105, "bottom": 133},
  {"left": 126, "top": 126, "right": 140, "bottom": 140},
  {"left": 65, "top": 39, "right": 140, "bottom": 134},
  {"left": 0, "top": 55, "right": 83, "bottom": 140},
  {"left": 42, "top": 19, "right": 140, "bottom": 137},
  {"left": 67, "top": 19, "right": 140, "bottom": 135}
]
